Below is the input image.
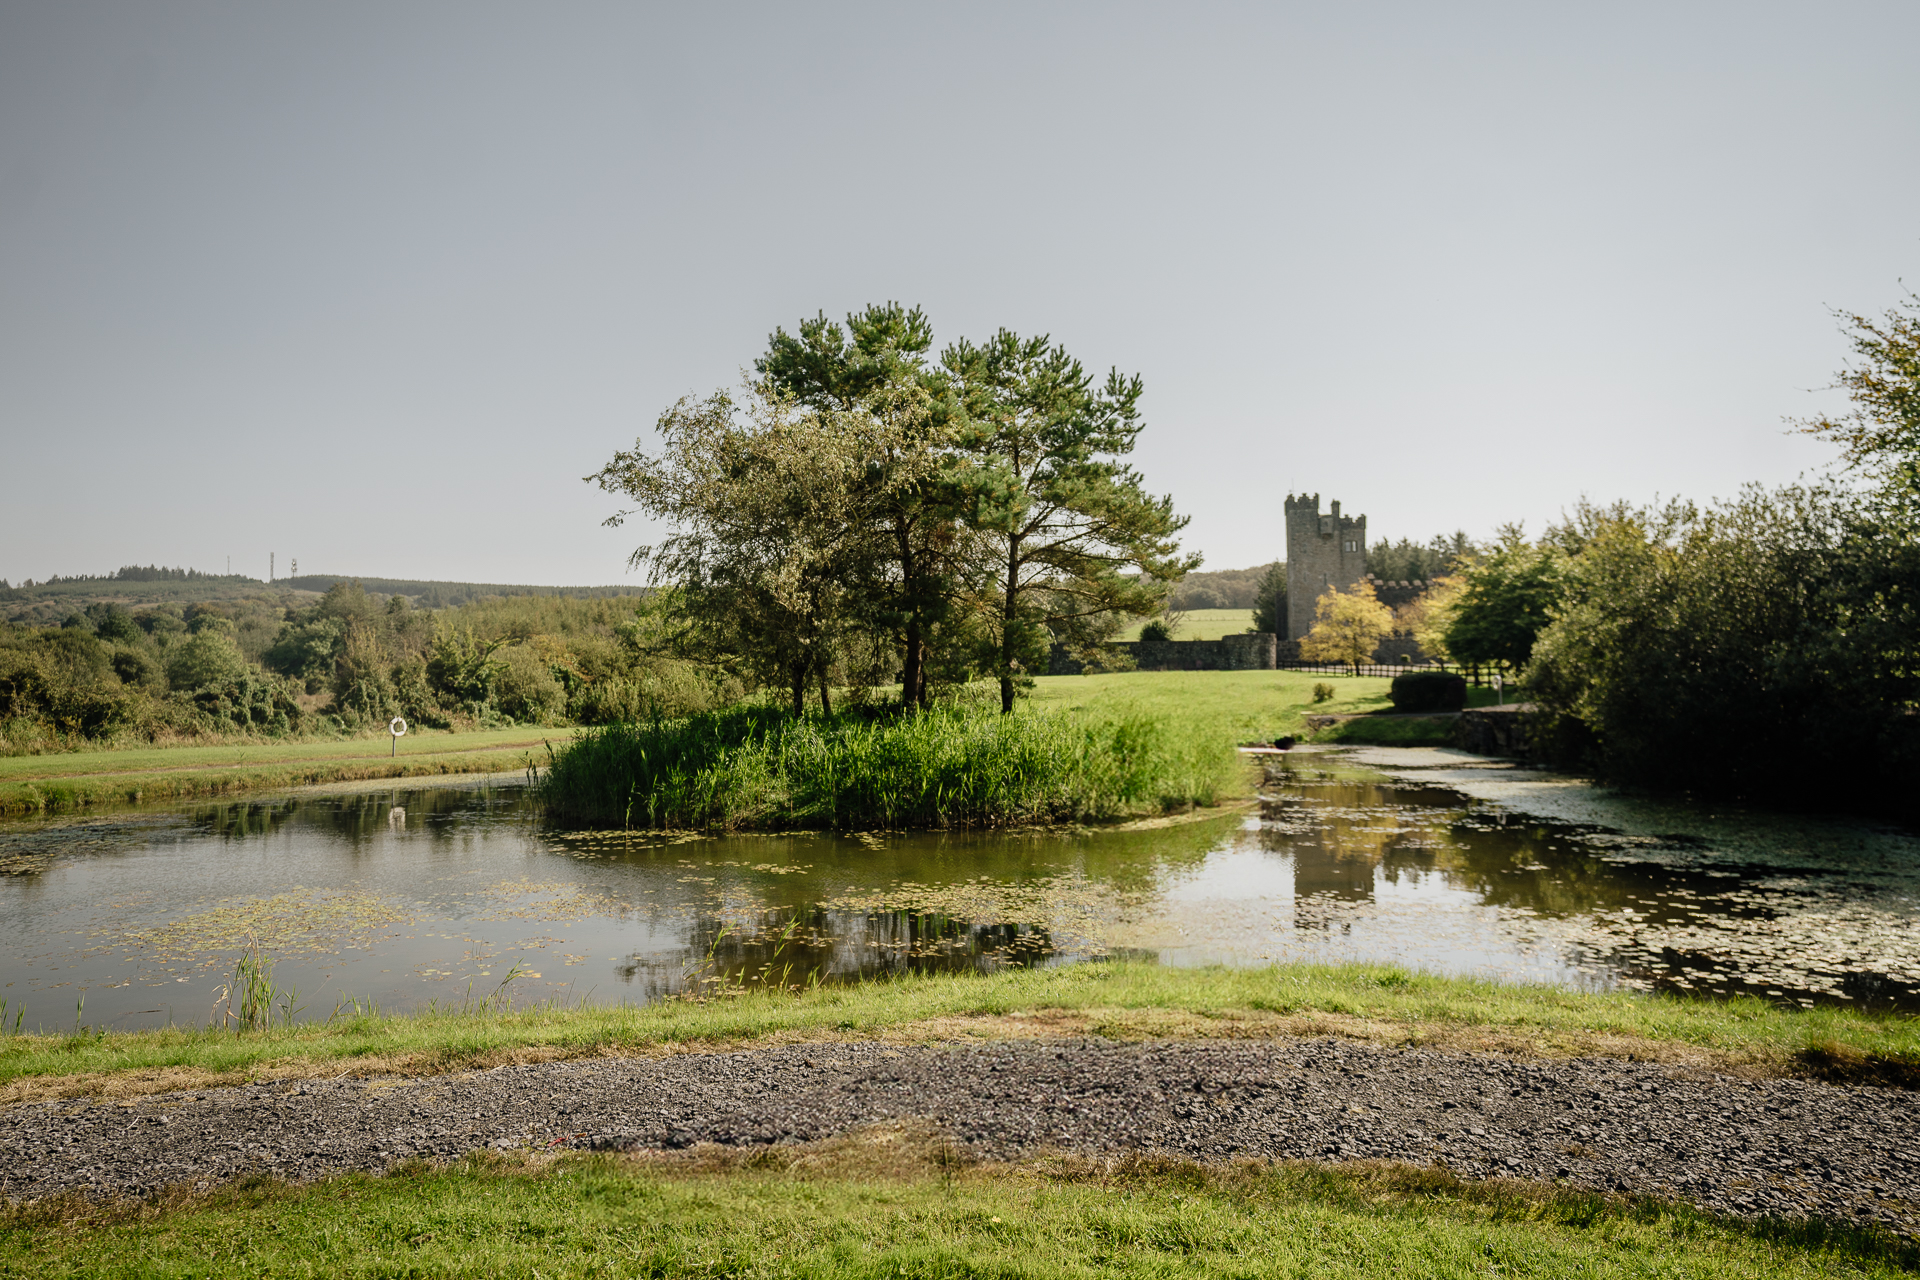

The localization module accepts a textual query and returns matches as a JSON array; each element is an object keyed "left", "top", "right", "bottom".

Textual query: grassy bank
[
  {"left": 540, "top": 704, "right": 1240, "bottom": 829},
  {"left": 0, "top": 726, "right": 582, "bottom": 818},
  {"left": 9, "top": 1137, "right": 1910, "bottom": 1279},
  {"left": 7, "top": 963, "right": 1916, "bottom": 1105},
  {"left": 1311, "top": 715, "right": 1458, "bottom": 746}
]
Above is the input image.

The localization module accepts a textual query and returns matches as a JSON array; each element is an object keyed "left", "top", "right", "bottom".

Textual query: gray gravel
[{"left": 4, "top": 1038, "right": 1915, "bottom": 1231}]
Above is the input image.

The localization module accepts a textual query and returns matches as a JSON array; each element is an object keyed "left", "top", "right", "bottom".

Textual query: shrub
[
  {"left": 1311, "top": 682, "right": 1335, "bottom": 703},
  {"left": 164, "top": 631, "right": 251, "bottom": 692},
  {"left": 495, "top": 645, "right": 566, "bottom": 724},
  {"left": 1138, "top": 619, "right": 1174, "bottom": 642},
  {"left": 1389, "top": 671, "right": 1466, "bottom": 713}
]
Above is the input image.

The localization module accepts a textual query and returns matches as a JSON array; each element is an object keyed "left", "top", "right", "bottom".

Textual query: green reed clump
[{"left": 540, "top": 703, "right": 1237, "bottom": 829}]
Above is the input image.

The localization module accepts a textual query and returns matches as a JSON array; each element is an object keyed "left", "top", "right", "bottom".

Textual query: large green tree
[
  {"left": 1440, "top": 531, "right": 1565, "bottom": 672},
  {"left": 591, "top": 384, "right": 875, "bottom": 717},
  {"left": 942, "top": 330, "right": 1197, "bottom": 712},
  {"left": 1794, "top": 292, "right": 1920, "bottom": 516},
  {"left": 756, "top": 304, "right": 961, "bottom": 708}
]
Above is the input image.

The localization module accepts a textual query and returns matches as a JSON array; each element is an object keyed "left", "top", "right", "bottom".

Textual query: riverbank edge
[
  {"left": 0, "top": 738, "right": 577, "bottom": 819},
  {"left": 5, "top": 962, "right": 1915, "bottom": 1106}
]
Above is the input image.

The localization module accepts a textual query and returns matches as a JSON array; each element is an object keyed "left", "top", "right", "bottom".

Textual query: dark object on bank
[
  {"left": 1272, "top": 736, "right": 1296, "bottom": 751},
  {"left": 1390, "top": 671, "right": 1467, "bottom": 713}
]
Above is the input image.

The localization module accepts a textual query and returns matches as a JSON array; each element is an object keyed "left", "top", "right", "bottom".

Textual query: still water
[{"left": 2, "top": 747, "right": 1916, "bottom": 1031}]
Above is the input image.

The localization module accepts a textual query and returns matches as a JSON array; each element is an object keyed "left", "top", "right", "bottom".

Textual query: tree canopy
[
  {"left": 1794, "top": 292, "right": 1920, "bottom": 515},
  {"left": 1298, "top": 582, "right": 1393, "bottom": 673},
  {"left": 943, "top": 329, "right": 1197, "bottom": 711},
  {"left": 595, "top": 306, "right": 1196, "bottom": 713}
]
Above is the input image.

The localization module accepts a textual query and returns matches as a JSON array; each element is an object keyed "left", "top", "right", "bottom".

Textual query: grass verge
[
  {"left": 6, "top": 962, "right": 1916, "bottom": 1105},
  {"left": 0, "top": 727, "right": 582, "bottom": 818},
  {"left": 6, "top": 1129, "right": 1913, "bottom": 1278},
  {"left": 541, "top": 704, "right": 1239, "bottom": 829}
]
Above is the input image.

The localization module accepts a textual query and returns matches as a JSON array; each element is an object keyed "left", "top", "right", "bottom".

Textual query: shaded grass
[
  {"left": 5, "top": 1130, "right": 1912, "bottom": 1278},
  {"left": 1311, "top": 715, "right": 1458, "bottom": 746},
  {"left": 540, "top": 704, "right": 1239, "bottom": 829},
  {"left": 0, "top": 727, "right": 582, "bottom": 818},
  {"left": 6, "top": 962, "right": 1916, "bottom": 1104}
]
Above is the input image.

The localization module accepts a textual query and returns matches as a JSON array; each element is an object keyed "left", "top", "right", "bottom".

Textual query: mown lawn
[
  {"left": 1027, "top": 669, "right": 1393, "bottom": 744},
  {"left": 5, "top": 1129, "right": 1912, "bottom": 1278}
]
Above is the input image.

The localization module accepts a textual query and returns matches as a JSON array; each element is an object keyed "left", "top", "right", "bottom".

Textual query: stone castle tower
[{"left": 1284, "top": 493, "right": 1367, "bottom": 640}]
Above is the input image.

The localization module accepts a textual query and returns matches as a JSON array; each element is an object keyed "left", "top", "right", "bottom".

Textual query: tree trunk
[
  {"left": 818, "top": 667, "right": 832, "bottom": 716},
  {"left": 791, "top": 663, "right": 806, "bottom": 718},
  {"left": 895, "top": 518, "right": 928, "bottom": 711},
  {"left": 999, "top": 540, "right": 1020, "bottom": 714},
  {"left": 901, "top": 618, "right": 922, "bottom": 712}
]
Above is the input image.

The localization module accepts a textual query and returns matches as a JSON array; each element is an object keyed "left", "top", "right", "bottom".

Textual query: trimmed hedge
[{"left": 1389, "top": 671, "right": 1466, "bottom": 713}]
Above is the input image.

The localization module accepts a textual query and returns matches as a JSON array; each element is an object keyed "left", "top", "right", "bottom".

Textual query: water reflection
[{"left": 1, "top": 750, "right": 1916, "bottom": 1031}]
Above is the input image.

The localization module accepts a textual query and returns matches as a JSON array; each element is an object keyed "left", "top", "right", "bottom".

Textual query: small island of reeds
[{"left": 538, "top": 702, "right": 1240, "bottom": 830}]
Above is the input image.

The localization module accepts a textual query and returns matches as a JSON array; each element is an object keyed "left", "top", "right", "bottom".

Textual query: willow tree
[
  {"left": 756, "top": 303, "right": 962, "bottom": 709},
  {"left": 943, "top": 330, "right": 1197, "bottom": 712},
  {"left": 590, "top": 384, "right": 873, "bottom": 717}
]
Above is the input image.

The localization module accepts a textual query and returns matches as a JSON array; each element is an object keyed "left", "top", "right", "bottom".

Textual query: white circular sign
[{"left": 389, "top": 717, "right": 408, "bottom": 737}]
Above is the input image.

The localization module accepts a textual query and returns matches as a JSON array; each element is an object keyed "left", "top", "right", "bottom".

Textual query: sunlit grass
[
  {"left": 6, "top": 962, "right": 1915, "bottom": 1101},
  {"left": 5, "top": 1130, "right": 1913, "bottom": 1278},
  {"left": 1028, "top": 669, "right": 1394, "bottom": 742},
  {"left": 1115, "top": 607, "right": 1256, "bottom": 640}
]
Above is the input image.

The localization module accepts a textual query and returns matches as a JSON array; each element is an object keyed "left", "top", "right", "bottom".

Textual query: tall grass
[{"left": 540, "top": 703, "right": 1239, "bottom": 829}]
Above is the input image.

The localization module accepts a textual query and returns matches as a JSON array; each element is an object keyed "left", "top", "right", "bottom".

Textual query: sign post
[{"left": 389, "top": 716, "right": 407, "bottom": 757}]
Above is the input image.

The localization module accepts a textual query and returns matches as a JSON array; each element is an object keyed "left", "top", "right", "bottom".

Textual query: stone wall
[
  {"left": 1451, "top": 704, "right": 1539, "bottom": 759},
  {"left": 1048, "top": 632, "right": 1277, "bottom": 674}
]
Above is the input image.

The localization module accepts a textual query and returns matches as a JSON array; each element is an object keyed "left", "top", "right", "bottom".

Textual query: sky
[{"left": 2, "top": 1, "right": 1916, "bottom": 585}]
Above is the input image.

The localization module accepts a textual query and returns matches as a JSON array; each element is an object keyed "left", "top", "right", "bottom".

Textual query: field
[
  {"left": 0, "top": 726, "right": 583, "bottom": 818},
  {"left": 1115, "top": 607, "right": 1255, "bottom": 641},
  {"left": 1028, "top": 668, "right": 1393, "bottom": 743}
]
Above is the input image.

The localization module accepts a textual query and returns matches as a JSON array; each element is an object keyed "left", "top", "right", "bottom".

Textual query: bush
[
  {"left": 1311, "top": 682, "right": 1335, "bottom": 703},
  {"left": 1527, "top": 485, "right": 1919, "bottom": 802},
  {"left": 495, "top": 645, "right": 566, "bottom": 724},
  {"left": 1138, "top": 619, "right": 1174, "bottom": 642},
  {"left": 1389, "top": 671, "right": 1466, "bottom": 713}
]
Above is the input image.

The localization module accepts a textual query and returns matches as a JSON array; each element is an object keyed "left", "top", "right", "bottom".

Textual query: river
[{"left": 1, "top": 746, "right": 1915, "bottom": 1031}]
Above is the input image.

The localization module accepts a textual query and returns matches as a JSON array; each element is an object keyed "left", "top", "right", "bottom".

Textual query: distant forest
[
  {"left": 1, "top": 567, "right": 648, "bottom": 621},
  {"left": 1168, "top": 533, "right": 1483, "bottom": 611},
  {"left": 277, "top": 576, "right": 647, "bottom": 608}
]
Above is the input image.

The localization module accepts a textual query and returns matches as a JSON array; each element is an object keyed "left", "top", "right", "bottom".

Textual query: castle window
[{"left": 1343, "top": 540, "right": 1357, "bottom": 552}]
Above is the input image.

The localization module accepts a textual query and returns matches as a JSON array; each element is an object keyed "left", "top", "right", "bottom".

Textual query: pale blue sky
[{"left": 3, "top": 2, "right": 1915, "bottom": 584}]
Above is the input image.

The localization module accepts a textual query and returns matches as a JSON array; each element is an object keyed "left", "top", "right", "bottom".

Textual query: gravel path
[{"left": 4, "top": 1038, "right": 1915, "bottom": 1231}]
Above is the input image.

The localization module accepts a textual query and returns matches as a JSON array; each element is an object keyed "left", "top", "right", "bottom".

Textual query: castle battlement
[{"left": 1283, "top": 493, "right": 1368, "bottom": 641}]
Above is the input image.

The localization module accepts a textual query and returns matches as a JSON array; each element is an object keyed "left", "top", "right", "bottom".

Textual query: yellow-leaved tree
[{"left": 1298, "top": 582, "right": 1394, "bottom": 674}]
